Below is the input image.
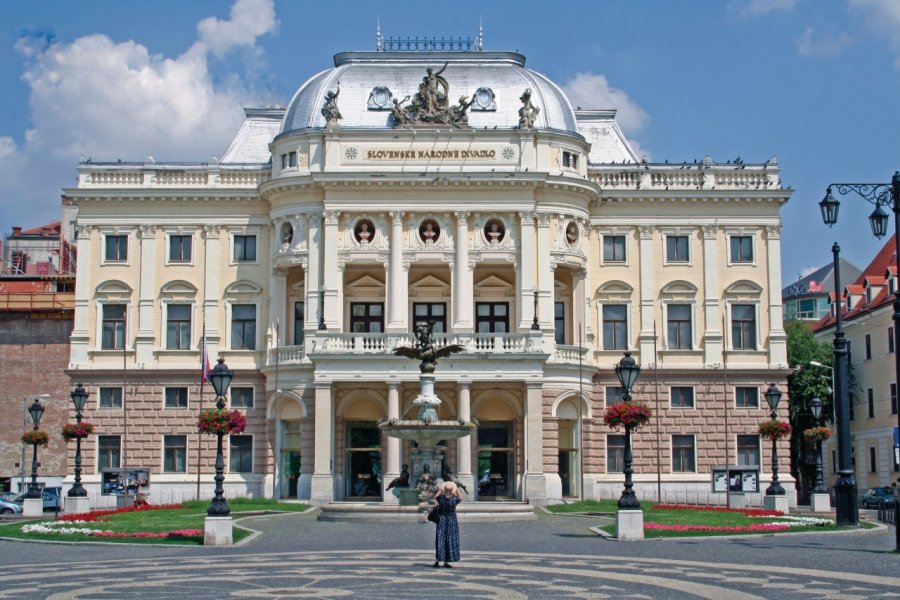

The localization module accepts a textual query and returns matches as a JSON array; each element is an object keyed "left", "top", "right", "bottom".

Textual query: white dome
[{"left": 281, "top": 51, "right": 578, "bottom": 134}]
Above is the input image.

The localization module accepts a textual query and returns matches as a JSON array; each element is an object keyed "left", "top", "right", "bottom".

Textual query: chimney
[{"left": 11, "top": 227, "right": 21, "bottom": 237}]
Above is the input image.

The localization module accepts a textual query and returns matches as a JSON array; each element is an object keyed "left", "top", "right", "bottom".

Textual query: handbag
[{"left": 427, "top": 505, "right": 440, "bottom": 524}]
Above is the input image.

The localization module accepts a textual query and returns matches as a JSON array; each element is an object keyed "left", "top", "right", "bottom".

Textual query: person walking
[{"left": 433, "top": 480, "right": 461, "bottom": 568}]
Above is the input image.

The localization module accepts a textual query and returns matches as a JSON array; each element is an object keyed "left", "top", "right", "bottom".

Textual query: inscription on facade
[{"left": 364, "top": 148, "right": 497, "bottom": 160}]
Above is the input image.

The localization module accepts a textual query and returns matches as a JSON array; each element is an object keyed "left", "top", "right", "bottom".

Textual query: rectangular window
[
  {"left": 288, "top": 152, "right": 297, "bottom": 167},
  {"left": 99, "top": 387, "right": 123, "bottom": 409},
  {"left": 736, "top": 434, "right": 760, "bottom": 466},
  {"left": 666, "top": 235, "right": 689, "bottom": 263},
  {"left": 164, "top": 387, "right": 188, "bottom": 409},
  {"left": 351, "top": 302, "right": 385, "bottom": 333},
  {"left": 867, "top": 388, "right": 875, "bottom": 418},
  {"left": 865, "top": 334, "right": 872, "bottom": 360},
  {"left": 735, "top": 386, "right": 759, "bottom": 408},
  {"left": 413, "top": 302, "right": 447, "bottom": 333},
  {"left": 554, "top": 301, "right": 565, "bottom": 345},
  {"left": 101, "top": 304, "right": 126, "bottom": 350},
  {"left": 671, "top": 386, "right": 694, "bottom": 409},
  {"left": 603, "top": 235, "right": 626, "bottom": 263},
  {"left": 870, "top": 447, "right": 877, "bottom": 473},
  {"left": 890, "top": 327, "right": 895, "bottom": 354},
  {"left": 169, "top": 235, "right": 192, "bottom": 262},
  {"left": 281, "top": 153, "right": 287, "bottom": 169},
  {"left": 98, "top": 436, "right": 121, "bottom": 470},
  {"left": 230, "top": 387, "right": 254, "bottom": 408},
  {"left": 104, "top": 234, "right": 128, "bottom": 262},
  {"left": 606, "top": 386, "right": 623, "bottom": 405},
  {"left": 233, "top": 235, "right": 257, "bottom": 262},
  {"left": 475, "top": 302, "right": 509, "bottom": 334},
  {"left": 293, "top": 301, "right": 305, "bottom": 346},
  {"left": 672, "top": 435, "right": 696, "bottom": 472},
  {"left": 230, "top": 435, "right": 253, "bottom": 473},
  {"left": 730, "top": 235, "right": 753, "bottom": 263},
  {"left": 731, "top": 304, "right": 756, "bottom": 350},
  {"left": 163, "top": 435, "right": 187, "bottom": 473},
  {"left": 891, "top": 383, "right": 897, "bottom": 415},
  {"left": 563, "top": 151, "right": 577, "bottom": 168},
  {"left": 602, "top": 304, "right": 627, "bottom": 350},
  {"left": 607, "top": 435, "right": 626, "bottom": 473},
  {"left": 231, "top": 304, "right": 257, "bottom": 350},
  {"left": 166, "top": 304, "right": 191, "bottom": 350},
  {"left": 667, "top": 304, "right": 692, "bottom": 349}
]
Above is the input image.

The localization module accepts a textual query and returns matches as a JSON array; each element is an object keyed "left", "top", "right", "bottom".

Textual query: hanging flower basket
[
  {"left": 197, "top": 409, "right": 246, "bottom": 436},
  {"left": 604, "top": 401, "right": 652, "bottom": 431},
  {"left": 21, "top": 429, "right": 49, "bottom": 447},
  {"left": 803, "top": 426, "right": 832, "bottom": 443},
  {"left": 758, "top": 419, "right": 791, "bottom": 441},
  {"left": 62, "top": 422, "right": 95, "bottom": 441}
]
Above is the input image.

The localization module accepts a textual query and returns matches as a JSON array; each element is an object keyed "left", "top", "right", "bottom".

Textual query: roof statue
[
  {"left": 518, "top": 88, "right": 540, "bottom": 129},
  {"left": 390, "top": 65, "right": 474, "bottom": 128},
  {"left": 393, "top": 321, "right": 464, "bottom": 373},
  {"left": 321, "top": 86, "right": 342, "bottom": 126}
]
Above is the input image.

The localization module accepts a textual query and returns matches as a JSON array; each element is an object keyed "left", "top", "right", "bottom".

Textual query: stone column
[
  {"left": 456, "top": 382, "right": 474, "bottom": 495},
  {"left": 518, "top": 211, "right": 537, "bottom": 329},
  {"left": 574, "top": 268, "right": 586, "bottom": 345},
  {"left": 70, "top": 224, "right": 92, "bottom": 364},
  {"left": 202, "top": 225, "right": 221, "bottom": 358},
  {"left": 524, "top": 382, "right": 547, "bottom": 504},
  {"left": 702, "top": 224, "right": 723, "bottom": 364},
  {"left": 766, "top": 225, "right": 788, "bottom": 366},
  {"left": 383, "top": 381, "right": 401, "bottom": 504},
  {"left": 322, "top": 210, "right": 341, "bottom": 330},
  {"left": 135, "top": 225, "right": 156, "bottom": 365},
  {"left": 638, "top": 225, "right": 655, "bottom": 360},
  {"left": 387, "top": 211, "right": 406, "bottom": 332},
  {"left": 270, "top": 269, "right": 287, "bottom": 348},
  {"left": 536, "top": 213, "right": 553, "bottom": 328},
  {"left": 306, "top": 212, "right": 322, "bottom": 333},
  {"left": 452, "top": 211, "right": 472, "bottom": 330},
  {"left": 310, "top": 382, "right": 334, "bottom": 504}
]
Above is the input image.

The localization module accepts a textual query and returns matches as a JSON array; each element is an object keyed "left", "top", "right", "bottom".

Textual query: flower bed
[
  {"left": 20, "top": 521, "right": 201, "bottom": 538},
  {"left": 645, "top": 523, "right": 791, "bottom": 533},
  {"left": 651, "top": 504, "right": 783, "bottom": 517},
  {"left": 58, "top": 503, "right": 184, "bottom": 522}
]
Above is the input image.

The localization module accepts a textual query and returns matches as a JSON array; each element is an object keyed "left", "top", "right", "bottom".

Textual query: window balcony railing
[{"left": 551, "top": 344, "right": 590, "bottom": 363}]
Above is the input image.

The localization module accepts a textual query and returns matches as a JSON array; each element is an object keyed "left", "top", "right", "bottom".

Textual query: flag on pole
[{"left": 200, "top": 339, "right": 210, "bottom": 384}]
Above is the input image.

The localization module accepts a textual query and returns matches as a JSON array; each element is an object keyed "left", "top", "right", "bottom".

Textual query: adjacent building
[
  {"left": 64, "top": 39, "right": 794, "bottom": 507},
  {"left": 782, "top": 259, "right": 860, "bottom": 325}
]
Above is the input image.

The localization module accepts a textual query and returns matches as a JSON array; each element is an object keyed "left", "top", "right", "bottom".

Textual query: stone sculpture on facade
[
  {"left": 322, "top": 86, "right": 342, "bottom": 126},
  {"left": 393, "top": 321, "right": 464, "bottom": 374},
  {"left": 390, "top": 65, "right": 473, "bottom": 128},
  {"left": 518, "top": 88, "right": 540, "bottom": 129}
]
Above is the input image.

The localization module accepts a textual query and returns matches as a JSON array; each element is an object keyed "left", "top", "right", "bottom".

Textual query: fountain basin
[{"left": 379, "top": 420, "right": 475, "bottom": 450}]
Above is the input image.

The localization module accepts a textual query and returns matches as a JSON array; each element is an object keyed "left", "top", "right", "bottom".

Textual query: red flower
[
  {"left": 197, "top": 409, "right": 246, "bottom": 435},
  {"left": 803, "top": 426, "right": 832, "bottom": 442},
  {"left": 758, "top": 419, "right": 791, "bottom": 441},
  {"left": 604, "top": 401, "right": 652, "bottom": 431},
  {"left": 62, "top": 422, "right": 95, "bottom": 441},
  {"left": 21, "top": 429, "right": 50, "bottom": 447}
]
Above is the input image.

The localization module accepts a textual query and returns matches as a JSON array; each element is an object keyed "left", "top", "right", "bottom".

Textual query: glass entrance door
[
  {"left": 280, "top": 420, "right": 301, "bottom": 498},
  {"left": 345, "top": 421, "right": 382, "bottom": 500},
  {"left": 477, "top": 421, "right": 515, "bottom": 500},
  {"left": 558, "top": 419, "right": 580, "bottom": 498}
]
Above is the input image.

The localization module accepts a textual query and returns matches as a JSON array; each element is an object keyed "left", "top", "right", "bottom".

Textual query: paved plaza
[{"left": 0, "top": 511, "right": 897, "bottom": 599}]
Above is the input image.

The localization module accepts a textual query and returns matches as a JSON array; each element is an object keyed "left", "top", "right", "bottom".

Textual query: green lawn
[
  {"left": 547, "top": 500, "right": 875, "bottom": 538},
  {"left": 0, "top": 498, "right": 310, "bottom": 545}
]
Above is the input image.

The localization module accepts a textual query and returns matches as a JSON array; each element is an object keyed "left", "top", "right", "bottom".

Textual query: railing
[
  {"left": 552, "top": 344, "right": 589, "bottom": 363},
  {"left": 588, "top": 163, "right": 781, "bottom": 191},
  {"left": 0, "top": 292, "right": 75, "bottom": 311},
  {"left": 267, "top": 345, "right": 306, "bottom": 365},
  {"left": 82, "top": 167, "right": 270, "bottom": 189},
  {"left": 877, "top": 498, "right": 897, "bottom": 526}
]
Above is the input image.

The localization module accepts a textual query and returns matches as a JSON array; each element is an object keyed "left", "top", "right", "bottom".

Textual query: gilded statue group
[{"left": 320, "top": 66, "right": 540, "bottom": 129}]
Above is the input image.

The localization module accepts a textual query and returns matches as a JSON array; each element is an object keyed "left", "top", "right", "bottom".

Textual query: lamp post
[
  {"left": 207, "top": 358, "right": 234, "bottom": 516},
  {"left": 615, "top": 351, "right": 642, "bottom": 510},
  {"left": 531, "top": 289, "right": 540, "bottom": 331},
  {"left": 24, "top": 398, "right": 45, "bottom": 499},
  {"left": 815, "top": 175, "right": 900, "bottom": 525},
  {"left": 764, "top": 383, "right": 785, "bottom": 496},
  {"left": 809, "top": 397, "right": 827, "bottom": 495},
  {"left": 67, "top": 384, "right": 89, "bottom": 498}
]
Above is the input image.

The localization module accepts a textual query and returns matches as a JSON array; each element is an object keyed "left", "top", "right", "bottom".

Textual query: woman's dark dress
[{"left": 434, "top": 494, "right": 460, "bottom": 562}]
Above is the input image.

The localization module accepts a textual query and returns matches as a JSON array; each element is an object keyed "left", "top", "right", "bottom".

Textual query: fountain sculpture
[{"left": 380, "top": 322, "right": 475, "bottom": 502}]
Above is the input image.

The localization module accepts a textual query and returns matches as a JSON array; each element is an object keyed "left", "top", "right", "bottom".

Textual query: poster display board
[
  {"left": 101, "top": 468, "right": 150, "bottom": 496},
  {"left": 711, "top": 466, "right": 760, "bottom": 493}
]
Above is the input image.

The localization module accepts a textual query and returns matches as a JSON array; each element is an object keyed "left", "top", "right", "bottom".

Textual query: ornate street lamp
[
  {"left": 809, "top": 397, "right": 827, "bottom": 495},
  {"left": 531, "top": 289, "right": 540, "bottom": 331},
  {"left": 614, "top": 352, "right": 642, "bottom": 510},
  {"left": 816, "top": 173, "right": 900, "bottom": 525},
  {"left": 24, "top": 398, "right": 45, "bottom": 499},
  {"left": 67, "top": 384, "right": 89, "bottom": 498},
  {"left": 207, "top": 358, "right": 234, "bottom": 516},
  {"left": 764, "top": 383, "right": 785, "bottom": 496}
]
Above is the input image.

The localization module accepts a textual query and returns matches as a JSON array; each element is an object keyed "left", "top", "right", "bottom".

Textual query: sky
[{"left": 0, "top": 0, "right": 898, "bottom": 286}]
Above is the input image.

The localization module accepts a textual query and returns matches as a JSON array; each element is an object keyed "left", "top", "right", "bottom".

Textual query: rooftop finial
[
  {"left": 376, "top": 18, "right": 383, "bottom": 51},
  {"left": 476, "top": 18, "right": 484, "bottom": 51}
]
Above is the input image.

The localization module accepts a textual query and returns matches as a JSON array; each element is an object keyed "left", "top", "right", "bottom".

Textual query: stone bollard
[
  {"left": 22, "top": 498, "right": 43, "bottom": 518},
  {"left": 204, "top": 516, "right": 233, "bottom": 546},
  {"left": 615, "top": 509, "right": 644, "bottom": 540},
  {"left": 64, "top": 496, "right": 91, "bottom": 514}
]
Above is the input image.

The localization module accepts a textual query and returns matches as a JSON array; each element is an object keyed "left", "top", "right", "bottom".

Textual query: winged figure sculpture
[{"left": 393, "top": 321, "right": 464, "bottom": 373}]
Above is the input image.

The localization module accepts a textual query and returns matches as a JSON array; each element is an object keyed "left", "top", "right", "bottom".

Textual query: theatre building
[{"left": 65, "top": 39, "right": 794, "bottom": 507}]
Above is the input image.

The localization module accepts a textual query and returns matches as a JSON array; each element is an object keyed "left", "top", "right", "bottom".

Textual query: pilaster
[
  {"left": 766, "top": 225, "right": 787, "bottom": 366},
  {"left": 135, "top": 224, "right": 156, "bottom": 365},
  {"left": 322, "top": 210, "right": 340, "bottom": 330},
  {"left": 638, "top": 224, "right": 655, "bottom": 360},
  {"left": 387, "top": 210, "right": 406, "bottom": 332},
  {"left": 70, "top": 224, "right": 92, "bottom": 364},
  {"left": 524, "top": 382, "right": 547, "bottom": 503},
  {"left": 518, "top": 211, "right": 537, "bottom": 330},
  {"left": 536, "top": 212, "right": 553, "bottom": 329},
  {"left": 702, "top": 224, "right": 723, "bottom": 364},
  {"left": 202, "top": 225, "right": 221, "bottom": 358},
  {"left": 452, "top": 211, "right": 472, "bottom": 330},
  {"left": 311, "top": 382, "right": 335, "bottom": 504},
  {"left": 306, "top": 212, "right": 323, "bottom": 334}
]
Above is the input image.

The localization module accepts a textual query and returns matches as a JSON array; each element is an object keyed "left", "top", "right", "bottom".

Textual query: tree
[{"left": 785, "top": 322, "right": 833, "bottom": 504}]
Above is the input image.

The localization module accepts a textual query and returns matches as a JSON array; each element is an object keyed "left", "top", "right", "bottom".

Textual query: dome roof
[{"left": 281, "top": 51, "right": 578, "bottom": 134}]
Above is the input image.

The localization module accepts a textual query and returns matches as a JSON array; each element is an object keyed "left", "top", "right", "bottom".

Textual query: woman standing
[{"left": 433, "top": 481, "right": 461, "bottom": 568}]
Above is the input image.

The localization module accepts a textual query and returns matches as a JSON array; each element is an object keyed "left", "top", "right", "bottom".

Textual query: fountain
[{"left": 380, "top": 322, "right": 476, "bottom": 504}]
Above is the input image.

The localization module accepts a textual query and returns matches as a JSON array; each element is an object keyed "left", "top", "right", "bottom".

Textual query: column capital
[
  {"left": 638, "top": 224, "right": 655, "bottom": 240},
  {"left": 201, "top": 224, "right": 221, "bottom": 239},
  {"left": 766, "top": 224, "right": 782, "bottom": 240},
  {"left": 702, "top": 224, "right": 718, "bottom": 240},
  {"left": 456, "top": 381, "right": 471, "bottom": 391},
  {"left": 139, "top": 224, "right": 157, "bottom": 239},
  {"left": 387, "top": 381, "right": 401, "bottom": 391},
  {"left": 323, "top": 209, "right": 341, "bottom": 225},
  {"left": 75, "top": 224, "right": 93, "bottom": 239},
  {"left": 390, "top": 210, "right": 405, "bottom": 224},
  {"left": 536, "top": 212, "right": 552, "bottom": 227},
  {"left": 455, "top": 210, "right": 470, "bottom": 223},
  {"left": 520, "top": 211, "right": 536, "bottom": 226}
]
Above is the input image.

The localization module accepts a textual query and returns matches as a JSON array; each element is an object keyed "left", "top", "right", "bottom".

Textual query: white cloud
[
  {"left": 562, "top": 72, "right": 649, "bottom": 135},
  {"left": 848, "top": 0, "right": 900, "bottom": 68},
  {"left": 739, "top": 0, "right": 798, "bottom": 17},
  {"left": 0, "top": 0, "right": 277, "bottom": 231},
  {"left": 795, "top": 27, "right": 852, "bottom": 57}
]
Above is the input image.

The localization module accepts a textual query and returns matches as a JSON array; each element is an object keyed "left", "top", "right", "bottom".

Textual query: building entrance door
[
  {"left": 477, "top": 421, "right": 515, "bottom": 500},
  {"left": 280, "top": 420, "right": 301, "bottom": 498},
  {"left": 345, "top": 421, "right": 382, "bottom": 500}
]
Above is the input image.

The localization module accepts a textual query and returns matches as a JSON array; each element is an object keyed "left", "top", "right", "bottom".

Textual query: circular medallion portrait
[
  {"left": 484, "top": 218, "right": 505, "bottom": 245},
  {"left": 419, "top": 219, "right": 441, "bottom": 244},
  {"left": 354, "top": 219, "right": 375, "bottom": 244},
  {"left": 565, "top": 221, "right": 579, "bottom": 246}
]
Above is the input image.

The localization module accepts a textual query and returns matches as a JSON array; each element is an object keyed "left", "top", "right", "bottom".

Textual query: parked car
[
  {"left": 860, "top": 486, "right": 896, "bottom": 508},
  {"left": 0, "top": 497, "right": 23, "bottom": 515},
  {"left": 14, "top": 487, "right": 62, "bottom": 512}
]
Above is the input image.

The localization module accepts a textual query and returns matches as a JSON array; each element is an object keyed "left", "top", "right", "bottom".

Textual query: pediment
[
  {"left": 95, "top": 280, "right": 132, "bottom": 300},
  {"left": 224, "top": 280, "right": 263, "bottom": 295},
  {"left": 160, "top": 280, "right": 198, "bottom": 294},
  {"left": 724, "top": 280, "right": 763, "bottom": 296},
  {"left": 347, "top": 274, "right": 385, "bottom": 290},
  {"left": 410, "top": 274, "right": 450, "bottom": 297}
]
